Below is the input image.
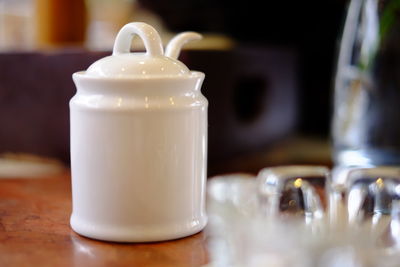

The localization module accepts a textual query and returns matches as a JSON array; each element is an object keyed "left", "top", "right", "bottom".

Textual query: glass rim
[
  {"left": 257, "top": 165, "right": 330, "bottom": 181},
  {"left": 345, "top": 166, "right": 400, "bottom": 186}
]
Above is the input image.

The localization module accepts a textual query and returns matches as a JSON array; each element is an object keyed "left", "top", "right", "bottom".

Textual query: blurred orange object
[{"left": 35, "top": 0, "right": 87, "bottom": 48}]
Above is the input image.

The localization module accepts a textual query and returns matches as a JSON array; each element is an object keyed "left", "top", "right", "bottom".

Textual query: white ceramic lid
[{"left": 85, "top": 22, "right": 201, "bottom": 78}]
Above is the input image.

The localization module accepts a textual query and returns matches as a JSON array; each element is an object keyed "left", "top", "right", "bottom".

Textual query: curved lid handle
[
  {"left": 165, "top": 32, "right": 202, "bottom": 59},
  {"left": 112, "top": 22, "right": 164, "bottom": 56}
]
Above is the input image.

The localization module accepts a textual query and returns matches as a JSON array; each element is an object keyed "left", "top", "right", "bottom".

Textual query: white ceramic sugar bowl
[{"left": 70, "top": 22, "right": 208, "bottom": 242}]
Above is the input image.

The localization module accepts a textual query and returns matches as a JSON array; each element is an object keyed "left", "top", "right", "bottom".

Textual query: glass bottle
[{"left": 332, "top": 0, "right": 400, "bottom": 167}]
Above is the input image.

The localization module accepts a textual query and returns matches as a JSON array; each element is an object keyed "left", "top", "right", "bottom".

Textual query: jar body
[
  {"left": 70, "top": 73, "right": 207, "bottom": 242},
  {"left": 332, "top": 0, "right": 400, "bottom": 167}
]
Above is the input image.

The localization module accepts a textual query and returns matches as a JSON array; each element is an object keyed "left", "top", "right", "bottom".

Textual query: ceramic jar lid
[{"left": 85, "top": 22, "right": 201, "bottom": 78}]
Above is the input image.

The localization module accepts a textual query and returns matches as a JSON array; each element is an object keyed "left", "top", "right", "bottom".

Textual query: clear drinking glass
[
  {"left": 332, "top": 0, "right": 400, "bottom": 167},
  {"left": 344, "top": 167, "right": 400, "bottom": 220},
  {"left": 257, "top": 165, "right": 329, "bottom": 222},
  {"left": 339, "top": 167, "right": 400, "bottom": 256}
]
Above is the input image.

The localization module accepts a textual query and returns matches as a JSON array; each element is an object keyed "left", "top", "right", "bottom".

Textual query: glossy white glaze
[
  {"left": 70, "top": 22, "right": 207, "bottom": 242},
  {"left": 165, "top": 32, "right": 202, "bottom": 59}
]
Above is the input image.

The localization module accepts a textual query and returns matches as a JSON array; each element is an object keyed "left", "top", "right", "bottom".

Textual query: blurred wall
[{"left": 139, "top": 0, "right": 347, "bottom": 136}]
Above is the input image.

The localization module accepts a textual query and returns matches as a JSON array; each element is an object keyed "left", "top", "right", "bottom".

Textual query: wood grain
[{"left": 0, "top": 173, "right": 209, "bottom": 267}]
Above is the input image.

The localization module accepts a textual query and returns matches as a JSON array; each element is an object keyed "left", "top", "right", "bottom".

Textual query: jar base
[{"left": 70, "top": 214, "right": 208, "bottom": 242}]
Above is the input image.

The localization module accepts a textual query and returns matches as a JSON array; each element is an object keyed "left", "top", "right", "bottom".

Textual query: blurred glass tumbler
[
  {"left": 345, "top": 167, "right": 400, "bottom": 222},
  {"left": 340, "top": 167, "right": 400, "bottom": 252},
  {"left": 257, "top": 166, "right": 329, "bottom": 221},
  {"left": 69, "top": 22, "right": 207, "bottom": 242},
  {"left": 332, "top": 0, "right": 400, "bottom": 167},
  {"left": 206, "top": 168, "right": 400, "bottom": 266}
]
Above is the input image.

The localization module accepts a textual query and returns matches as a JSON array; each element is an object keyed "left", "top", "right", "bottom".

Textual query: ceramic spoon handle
[{"left": 165, "top": 32, "right": 202, "bottom": 59}]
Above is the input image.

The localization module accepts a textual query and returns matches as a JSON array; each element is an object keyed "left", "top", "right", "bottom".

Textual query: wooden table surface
[{"left": 0, "top": 172, "right": 209, "bottom": 267}]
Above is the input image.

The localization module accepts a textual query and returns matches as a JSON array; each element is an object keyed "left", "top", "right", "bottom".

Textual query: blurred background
[{"left": 0, "top": 0, "right": 347, "bottom": 176}]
